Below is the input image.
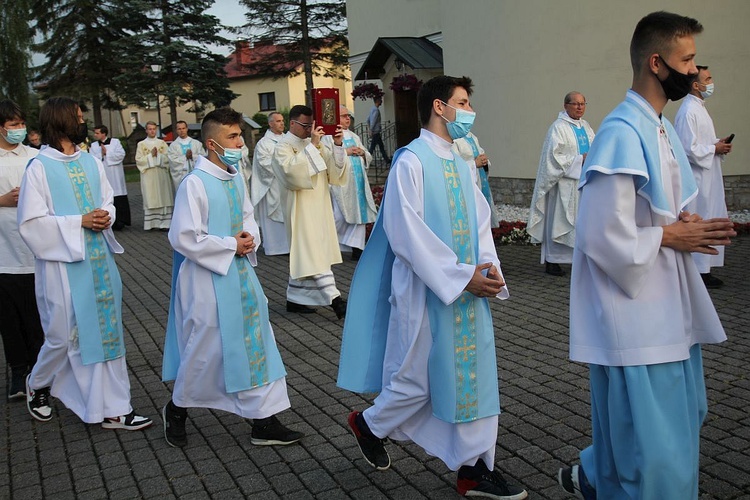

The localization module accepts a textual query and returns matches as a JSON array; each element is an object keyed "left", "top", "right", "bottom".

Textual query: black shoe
[
  {"left": 286, "top": 301, "right": 317, "bottom": 314},
  {"left": 26, "top": 375, "right": 52, "bottom": 422},
  {"left": 545, "top": 262, "right": 565, "bottom": 276},
  {"left": 351, "top": 247, "right": 363, "bottom": 261},
  {"left": 558, "top": 464, "right": 596, "bottom": 499},
  {"left": 102, "top": 410, "right": 152, "bottom": 431},
  {"left": 347, "top": 411, "right": 390, "bottom": 470},
  {"left": 251, "top": 415, "right": 304, "bottom": 446},
  {"left": 701, "top": 273, "right": 724, "bottom": 289},
  {"left": 331, "top": 297, "right": 347, "bottom": 320},
  {"left": 163, "top": 401, "right": 188, "bottom": 448},
  {"left": 457, "top": 459, "right": 527, "bottom": 499},
  {"left": 8, "top": 368, "right": 26, "bottom": 401}
]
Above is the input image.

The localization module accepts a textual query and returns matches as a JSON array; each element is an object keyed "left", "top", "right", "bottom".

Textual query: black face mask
[
  {"left": 657, "top": 56, "right": 695, "bottom": 101},
  {"left": 69, "top": 122, "right": 88, "bottom": 145}
]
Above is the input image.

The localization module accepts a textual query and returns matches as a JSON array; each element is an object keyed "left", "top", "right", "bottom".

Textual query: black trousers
[
  {"left": 0, "top": 273, "right": 44, "bottom": 371},
  {"left": 113, "top": 195, "right": 131, "bottom": 230},
  {"left": 368, "top": 132, "right": 389, "bottom": 162}
]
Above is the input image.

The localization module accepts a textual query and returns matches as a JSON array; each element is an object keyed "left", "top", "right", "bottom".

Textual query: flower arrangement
[
  {"left": 351, "top": 83, "right": 384, "bottom": 101},
  {"left": 492, "top": 221, "right": 531, "bottom": 245},
  {"left": 734, "top": 221, "right": 750, "bottom": 236},
  {"left": 390, "top": 74, "right": 423, "bottom": 93}
]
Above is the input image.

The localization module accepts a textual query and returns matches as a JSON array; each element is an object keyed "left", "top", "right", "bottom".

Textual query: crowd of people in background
[{"left": 0, "top": 9, "right": 740, "bottom": 500}]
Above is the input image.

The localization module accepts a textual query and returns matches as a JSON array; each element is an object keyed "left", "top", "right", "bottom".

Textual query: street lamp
[{"left": 150, "top": 64, "right": 162, "bottom": 138}]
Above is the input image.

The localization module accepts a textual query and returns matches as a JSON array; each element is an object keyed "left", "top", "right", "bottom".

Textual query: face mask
[
  {"left": 440, "top": 101, "right": 476, "bottom": 140},
  {"left": 3, "top": 127, "right": 27, "bottom": 145},
  {"left": 212, "top": 141, "right": 243, "bottom": 167},
  {"left": 69, "top": 122, "right": 88, "bottom": 145},
  {"left": 699, "top": 82, "right": 714, "bottom": 99},
  {"left": 657, "top": 56, "right": 695, "bottom": 101}
]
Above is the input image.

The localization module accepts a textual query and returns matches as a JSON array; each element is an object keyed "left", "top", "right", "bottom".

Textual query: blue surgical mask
[
  {"left": 440, "top": 101, "right": 475, "bottom": 140},
  {"left": 700, "top": 82, "right": 715, "bottom": 99},
  {"left": 212, "top": 141, "right": 243, "bottom": 167},
  {"left": 3, "top": 127, "right": 27, "bottom": 145}
]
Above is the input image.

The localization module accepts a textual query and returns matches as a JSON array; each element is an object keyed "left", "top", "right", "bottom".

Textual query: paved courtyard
[{"left": 2, "top": 183, "right": 749, "bottom": 499}]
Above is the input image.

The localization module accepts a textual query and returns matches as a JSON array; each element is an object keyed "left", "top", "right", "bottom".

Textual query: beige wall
[{"left": 347, "top": 0, "right": 750, "bottom": 178}]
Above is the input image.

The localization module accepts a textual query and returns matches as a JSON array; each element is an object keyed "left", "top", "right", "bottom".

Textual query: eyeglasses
[
  {"left": 566, "top": 102, "right": 587, "bottom": 107},
  {"left": 291, "top": 120, "right": 313, "bottom": 129}
]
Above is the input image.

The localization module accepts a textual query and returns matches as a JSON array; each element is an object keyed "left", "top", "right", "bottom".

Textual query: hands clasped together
[
  {"left": 234, "top": 231, "right": 256, "bottom": 257},
  {"left": 662, "top": 211, "right": 736, "bottom": 255},
  {"left": 465, "top": 262, "right": 505, "bottom": 298}
]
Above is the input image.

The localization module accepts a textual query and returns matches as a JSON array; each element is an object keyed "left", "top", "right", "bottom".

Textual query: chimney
[{"left": 234, "top": 40, "right": 250, "bottom": 67}]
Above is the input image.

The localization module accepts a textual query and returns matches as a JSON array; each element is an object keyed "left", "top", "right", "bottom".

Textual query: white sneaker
[{"left": 102, "top": 410, "right": 152, "bottom": 431}]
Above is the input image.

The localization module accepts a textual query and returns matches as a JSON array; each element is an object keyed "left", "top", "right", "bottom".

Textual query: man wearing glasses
[
  {"left": 528, "top": 92, "right": 596, "bottom": 276},
  {"left": 272, "top": 105, "right": 349, "bottom": 320}
]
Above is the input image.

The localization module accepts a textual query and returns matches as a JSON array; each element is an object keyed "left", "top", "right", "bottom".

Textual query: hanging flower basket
[
  {"left": 389, "top": 74, "right": 423, "bottom": 93},
  {"left": 351, "top": 83, "right": 384, "bottom": 101}
]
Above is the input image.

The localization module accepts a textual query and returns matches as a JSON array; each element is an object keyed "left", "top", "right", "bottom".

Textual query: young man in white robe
[
  {"left": 558, "top": 12, "right": 736, "bottom": 500},
  {"left": 0, "top": 99, "right": 44, "bottom": 400},
  {"left": 167, "top": 120, "right": 205, "bottom": 191},
  {"left": 324, "top": 105, "right": 378, "bottom": 260},
  {"left": 250, "top": 111, "right": 289, "bottom": 256},
  {"left": 527, "top": 92, "right": 595, "bottom": 276},
  {"left": 19, "top": 97, "right": 151, "bottom": 431},
  {"left": 90, "top": 125, "right": 131, "bottom": 230},
  {"left": 161, "top": 107, "right": 303, "bottom": 449},
  {"left": 338, "top": 75, "right": 527, "bottom": 500},
  {"left": 271, "top": 105, "right": 349, "bottom": 320},
  {"left": 135, "top": 121, "right": 173, "bottom": 230},
  {"left": 675, "top": 66, "right": 733, "bottom": 289},
  {"left": 452, "top": 130, "right": 501, "bottom": 228}
]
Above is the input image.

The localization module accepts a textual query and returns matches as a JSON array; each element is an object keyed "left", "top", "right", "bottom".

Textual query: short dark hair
[
  {"left": 94, "top": 124, "right": 109, "bottom": 135},
  {"left": 417, "top": 75, "right": 473, "bottom": 126},
  {"left": 692, "top": 65, "right": 709, "bottom": 84},
  {"left": 289, "top": 105, "right": 313, "bottom": 120},
  {"left": 201, "top": 107, "right": 243, "bottom": 144},
  {"left": 39, "top": 97, "right": 80, "bottom": 152},
  {"left": 0, "top": 99, "right": 25, "bottom": 127},
  {"left": 630, "top": 11, "right": 703, "bottom": 72},
  {"left": 176, "top": 120, "right": 188, "bottom": 127}
]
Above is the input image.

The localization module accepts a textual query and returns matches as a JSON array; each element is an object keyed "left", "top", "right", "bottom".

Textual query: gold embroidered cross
[
  {"left": 453, "top": 219, "right": 471, "bottom": 247},
  {"left": 456, "top": 334, "right": 475, "bottom": 362}
]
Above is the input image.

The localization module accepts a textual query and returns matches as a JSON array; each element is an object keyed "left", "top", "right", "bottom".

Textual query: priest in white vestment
[
  {"left": 324, "top": 105, "right": 377, "bottom": 260},
  {"left": 161, "top": 107, "right": 302, "bottom": 448},
  {"left": 167, "top": 120, "right": 205, "bottom": 190},
  {"left": 90, "top": 125, "right": 131, "bottom": 230},
  {"left": 675, "top": 66, "right": 733, "bottom": 289},
  {"left": 452, "top": 131, "right": 501, "bottom": 228},
  {"left": 18, "top": 97, "right": 151, "bottom": 430},
  {"left": 135, "top": 121, "right": 173, "bottom": 230},
  {"left": 338, "top": 76, "right": 527, "bottom": 499},
  {"left": 559, "top": 13, "right": 735, "bottom": 500},
  {"left": 527, "top": 92, "right": 595, "bottom": 276},
  {"left": 271, "top": 105, "right": 349, "bottom": 320},
  {"left": 250, "top": 111, "right": 289, "bottom": 255}
]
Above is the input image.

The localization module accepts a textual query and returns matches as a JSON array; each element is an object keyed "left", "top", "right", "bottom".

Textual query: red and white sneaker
[{"left": 102, "top": 410, "right": 153, "bottom": 431}]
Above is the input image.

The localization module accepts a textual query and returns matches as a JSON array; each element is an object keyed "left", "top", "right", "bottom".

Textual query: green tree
[
  {"left": 114, "top": 0, "right": 237, "bottom": 135},
  {"left": 0, "top": 0, "right": 33, "bottom": 111},
  {"left": 238, "top": 0, "right": 348, "bottom": 106}
]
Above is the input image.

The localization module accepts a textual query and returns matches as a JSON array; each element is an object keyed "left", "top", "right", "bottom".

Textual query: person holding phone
[{"left": 675, "top": 65, "right": 733, "bottom": 288}]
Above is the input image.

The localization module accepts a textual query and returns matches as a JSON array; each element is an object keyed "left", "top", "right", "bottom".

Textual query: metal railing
[{"left": 353, "top": 120, "right": 396, "bottom": 184}]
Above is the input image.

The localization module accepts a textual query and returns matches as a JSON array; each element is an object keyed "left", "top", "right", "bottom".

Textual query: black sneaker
[
  {"left": 286, "top": 301, "right": 316, "bottom": 314},
  {"left": 545, "top": 262, "right": 565, "bottom": 276},
  {"left": 331, "top": 297, "right": 347, "bottom": 320},
  {"left": 351, "top": 247, "right": 363, "bottom": 261},
  {"left": 457, "top": 460, "right": 527, "bottom": 499},
  {"left": 558, "top": 464, "right": 596, "bottom": 500},
  {"left": 8, "top": 368, "right": 26, "bottom": 401},
  {"left": 26, "top": 375, "right": 52, "bottom": 422},
  {"left": 163, "top": 401, "right": 188, "bottom": 448},
  {"left": 251, "top": 415, "right": 304, "bottom": 446},
  {"left": 102, "top": 410, "right": 152, "bottom": 431},
  {"left": 347, "top": 411, "right": 390, "bottom": 470},
  {"left": 701, "top": 273, "right": 724, "bottom": 289}
]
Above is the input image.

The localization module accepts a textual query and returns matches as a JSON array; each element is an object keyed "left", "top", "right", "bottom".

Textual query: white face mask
[{"left": 700, "top": 82, "right": 715, "bottom": 99}]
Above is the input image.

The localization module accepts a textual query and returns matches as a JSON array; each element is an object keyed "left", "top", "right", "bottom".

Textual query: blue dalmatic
[
  {"left": 162, "top": 168, "right": 286, "bottom": 393},
  {"left": 343, "top": 135, "right": 370, "bottom": 223},
  {"left": 570, "top": 123, "right": 591, "bottom": 155},
  {"left": 463, "top": 135, "right": 494, "bottom": 208},
  {"left": 338, "top": 138, "right": 500, "bottom": 424},
  {"left": 38, "top": 154, "right": 125, "bottom": 365}
]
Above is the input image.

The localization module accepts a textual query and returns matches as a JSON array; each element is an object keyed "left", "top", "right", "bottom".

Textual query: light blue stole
[
  {"left": 580, "top": 91, "right": 697, "bottom": 216},
  {"left": 38, "top": 153, "right": 124, "bottom": 365},
  {"left": 337, "top": 138, "right": 499, "bottom": 423},
  {"left": 343, "top": 135, "right": 369, "bottom": 223},
  {"left": 570, "top": 123, "right": 591, "bottom": 155},
  {"left": 162, "top": 168, "right": 286, "bottom": 393},
  {"left": 463, "top": 135, "right": 494, "bottom": 208}
]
